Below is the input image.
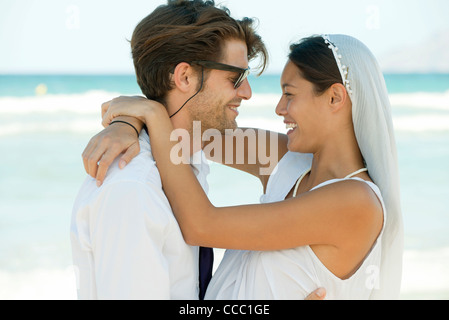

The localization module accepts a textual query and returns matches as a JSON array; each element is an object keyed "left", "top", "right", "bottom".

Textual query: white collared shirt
[{"left": 71, "top": 131, "right": 209, "bottom": 300}]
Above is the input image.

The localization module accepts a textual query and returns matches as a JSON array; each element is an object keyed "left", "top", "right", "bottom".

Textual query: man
[{"left": 72, "top": 0, "right": 324, "bottom": 300}]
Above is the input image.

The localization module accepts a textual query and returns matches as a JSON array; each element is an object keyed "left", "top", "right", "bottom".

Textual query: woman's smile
[{"left": 285, "top": 121, "right": 298, "bottom": 135}]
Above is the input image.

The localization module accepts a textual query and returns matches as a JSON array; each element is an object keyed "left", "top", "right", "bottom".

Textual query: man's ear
[
  {"left": 328, "top": 83, "right": 348, "bottom": 112},
  {"left": 172, "top": 62, "right": 197, "bottom": 93}
]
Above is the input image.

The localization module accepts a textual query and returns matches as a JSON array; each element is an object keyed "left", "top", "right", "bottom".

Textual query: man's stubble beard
[{"left": 188, "top": 91, "right": 238, "bottom": 136}]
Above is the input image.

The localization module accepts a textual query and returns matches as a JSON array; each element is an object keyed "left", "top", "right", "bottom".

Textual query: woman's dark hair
[
  {"left": 131, "top": 0, "right": 268, "bottom": 102},
  {"left": 289, "top": 36, "right": 343, "bottom": 95}
]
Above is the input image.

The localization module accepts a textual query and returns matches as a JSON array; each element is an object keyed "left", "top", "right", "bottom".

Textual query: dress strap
[
  {"left": 292, "top": 168, "right": 311, "bottom": 198},
  {"left": 293, "top": 168, "right": 368, "bottom": 198},
  {"left": 345, "top": 168, "right": 368, "bottom": 179}
]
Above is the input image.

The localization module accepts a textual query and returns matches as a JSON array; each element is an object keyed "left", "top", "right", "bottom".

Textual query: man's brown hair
[{"left": 131, "top": 0, "right": 268, "bottom": 102}]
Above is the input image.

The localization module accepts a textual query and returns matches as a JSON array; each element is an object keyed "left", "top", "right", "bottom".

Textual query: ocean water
[{"left": 0, "top": 73, "right": 448, "bottom": 300}]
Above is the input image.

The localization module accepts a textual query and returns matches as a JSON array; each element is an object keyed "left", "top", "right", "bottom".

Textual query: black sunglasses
[{"left": 191, "top": 60, "right": 251, "bottom": 89}]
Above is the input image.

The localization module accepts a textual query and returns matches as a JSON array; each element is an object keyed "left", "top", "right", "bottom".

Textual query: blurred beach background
[{"left": 1, "top": 0, "right": 448, "bottom": 300}]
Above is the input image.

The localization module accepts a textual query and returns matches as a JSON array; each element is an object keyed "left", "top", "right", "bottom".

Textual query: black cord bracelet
[{"left": 110, "top": 120, "right": 140, "bottom": 138}]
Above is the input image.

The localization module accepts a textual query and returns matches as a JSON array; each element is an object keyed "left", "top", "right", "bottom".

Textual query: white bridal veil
[{"left": 323, "top": 34, "right": 404, "bottom": 299}]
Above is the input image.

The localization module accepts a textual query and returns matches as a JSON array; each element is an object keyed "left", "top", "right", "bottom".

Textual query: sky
[{"left": 1, "top": 0, "right": 448, "bottom": 74}]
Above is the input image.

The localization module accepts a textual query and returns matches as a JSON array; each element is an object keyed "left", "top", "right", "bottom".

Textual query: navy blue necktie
[{"left": 198, "top": 246, "right": 214, "bottom": 300}]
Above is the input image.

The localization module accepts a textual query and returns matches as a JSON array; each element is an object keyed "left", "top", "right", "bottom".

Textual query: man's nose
[{"left": 237, "top": 78, "right": 252, "bottom": 100}]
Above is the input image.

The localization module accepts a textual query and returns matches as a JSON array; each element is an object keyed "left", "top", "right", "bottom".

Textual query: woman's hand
[
  {"left": 82, "top": 122, "right": 142, "bottom": 186},
  {"left": 101, "top": 96, "right": 162, "bottom": 127},
  {"left": 82, "top": 96, "right": 167, "bottom": 186}
]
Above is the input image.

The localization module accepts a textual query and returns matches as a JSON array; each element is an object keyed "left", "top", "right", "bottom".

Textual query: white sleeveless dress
[{"left": 205, "top": 152, "right": 386, "bottom": 300}]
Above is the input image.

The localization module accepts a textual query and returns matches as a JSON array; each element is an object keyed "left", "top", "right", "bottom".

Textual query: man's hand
[{"left": 305, "top": 288, "right": 326, "bottom": 300}]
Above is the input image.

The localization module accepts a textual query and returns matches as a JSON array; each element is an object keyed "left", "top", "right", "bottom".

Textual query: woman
[{"left": 90, "top": 35, "right": 403, "bottom": 299}]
